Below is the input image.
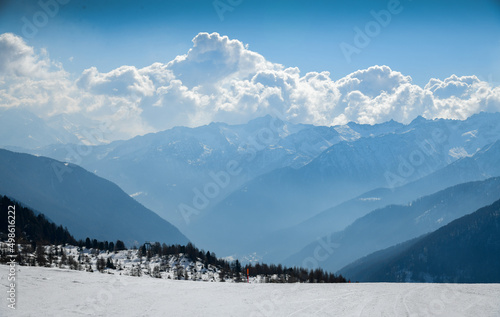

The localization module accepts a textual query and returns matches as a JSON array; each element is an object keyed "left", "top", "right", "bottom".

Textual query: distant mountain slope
[
  {"left": 22, "top": 116, "right": 329, "bottom": 227},
  {"left": 191, "top": 114, "right": 500, "bottom": 256},
  {"left": 303, "top": 139, "right": 500, "bottom": 233},
  {"left": 0, "top": 108, "right": 80, "bottom": 149},
  {"left": 341, "top": 199, "right": 500, "bottom": 283},
  {"left": 24, "top": 115, "right": 403, "bottom": 231},
  {"left": 10, "top": 112, "right": 500, "bottom": 258},
  {"left": 266, "top": 139, "right": 500, "bottom": 262},
  {"left": 338, "top": 236, "right": 425, "bottom": 283},
  {"left": 0, "top": 149, "right": 188, "bottom": 246},
  {"left": 189, "top": 125, "right": 445, "bottom": 254},
  {"left": 284, "top": 177, "right": 500, "bottom": 272}
]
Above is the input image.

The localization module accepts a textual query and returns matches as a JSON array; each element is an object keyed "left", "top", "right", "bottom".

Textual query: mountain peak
[
  {"left": 246, "top": 114, "right": 285, "bottom": 127},
  {"left": 409, "top": 115, "right": 427, "bottom": 125}
]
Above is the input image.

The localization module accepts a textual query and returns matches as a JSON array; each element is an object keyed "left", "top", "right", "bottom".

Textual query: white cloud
[
  {"left": 0, "top": 33, "right": 79, "bottom": 116},
  {"left": 425, "top": 75, "right": 481, "bottom": 99},
  {"left": 0, "top": 33, "right": 153, "bottom": 139},
  {"left": 77, "top": 66, "right": 156, "bottom": 97},
  {"left": 167, "top": 32, "right": 277, "bottom": 89},
  {"left": 1, "top": 32, "right": 500, "bottom": 142},
  {"left": 336, "top": 65, "right": 412, "bottom": 98},
  {"left": 0, "top": 33, "right": 54, "bottom": 78}
]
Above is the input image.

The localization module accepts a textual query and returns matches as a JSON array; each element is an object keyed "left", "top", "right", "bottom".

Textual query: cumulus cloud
[
  {"left": 0, "top": 33, "right": 154, "bottom": 139},
  {"left": 0, "top": 33, "right": 54, "bottom": 78},
  {"left": 77, "top": 66, "right": 156, "bottom": 97},
  {"left": 1, "top": 31, "right": 500, "bottom": 142},
  {"left": 0, "top": 33, "right": 79, "bottom": 116},
  {"left": 167, "top": 32, "right": 277, "bottom": 89},
  {"left": 426, "top": 75, "right": 481, "bottom": 99}
]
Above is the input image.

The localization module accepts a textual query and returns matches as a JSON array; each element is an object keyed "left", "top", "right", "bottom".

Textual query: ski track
[{"left": 1, "top": 266, "right": 500, "bottom": 316}]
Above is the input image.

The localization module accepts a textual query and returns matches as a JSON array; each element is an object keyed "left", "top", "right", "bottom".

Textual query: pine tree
[
  {"left": 48, "top": 246, "right": 55, "bottom": 265},
  {"left": 59, "top": 249, "right": 68, "bottom": 267},
  {"left": 115, "top": 240, "right": 126, "bottom": 251},
  {"left": 36, "top": 244, "right": 47, "bottom": 266},
  {"left": 96, "top": 257, "right": 106, "bottom": 272},
  {"left": 176, "top": 264, "right": 184, "bottom": 280},
  {"left": 85, "top": 237, "right": 91, "bottom": 249},
  {"left": 106, "top": 257, "right": 115, "bottom": 269}
]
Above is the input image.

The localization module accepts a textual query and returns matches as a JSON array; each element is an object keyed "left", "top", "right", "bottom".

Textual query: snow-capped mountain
[
  {"left": 4, "top": 111, "right": 500, "bottom": 261},
  {"left": 23, "top": 114, "right": 403, "bottom": 230},
  {"left": 190, "top": 112, "right": 500, "bottom": 256}
]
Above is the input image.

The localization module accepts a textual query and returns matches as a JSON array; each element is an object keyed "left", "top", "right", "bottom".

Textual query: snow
[
  {"left": 358, "top": 197, "right": 381, "bottom": 201},
  {"left": 449, "top": 147, "right": 471, "bottom": 159},
  {"left": 2, "top": 265, "right": 499, "bottom": 316}
]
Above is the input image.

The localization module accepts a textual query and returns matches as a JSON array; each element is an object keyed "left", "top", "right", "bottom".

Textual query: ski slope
[{"left": 1, "top": 265, "right": 499, "bottom": 316}]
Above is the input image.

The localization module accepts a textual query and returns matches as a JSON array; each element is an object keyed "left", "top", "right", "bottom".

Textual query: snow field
[{"left": 1, "top": 265, "right": 500, "bottom": 316}]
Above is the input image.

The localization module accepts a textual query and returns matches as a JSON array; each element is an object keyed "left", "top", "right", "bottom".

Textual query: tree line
[
  {"left": 0, "top": 195, "right": 76, "bottom": 246},
  {"left": 137, "top": 241, "right": 347, "bottom": 283},
  {"left": 0, "top": 195, "right": 126, "bottom": 256},
  {"left": 1, "top": 195, "right": 347, "bottom": 283}
]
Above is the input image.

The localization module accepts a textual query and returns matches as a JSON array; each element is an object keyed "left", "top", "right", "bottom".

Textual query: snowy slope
[{"left": 1, "top": 265, "right": 499, "bottom": 316}]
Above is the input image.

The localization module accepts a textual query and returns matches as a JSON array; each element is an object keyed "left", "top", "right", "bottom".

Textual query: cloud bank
[{"left": 1, "top": 32, "right": 499, "bottom": 140}]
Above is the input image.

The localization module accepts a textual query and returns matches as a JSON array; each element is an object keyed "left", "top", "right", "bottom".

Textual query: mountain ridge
[
  {"left": 339, "top": 198, "right": 500, "bottom": 283},
  {"left": 0, "top": 149, "right": 189, "bottom": 247},
  {"left": 284, "top": 176, "right": 500, "bottom": 272}
]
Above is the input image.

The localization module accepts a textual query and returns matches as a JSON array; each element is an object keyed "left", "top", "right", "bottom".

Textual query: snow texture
[{"left": 1, "top": 265, "right": 499, "bottom": 316}]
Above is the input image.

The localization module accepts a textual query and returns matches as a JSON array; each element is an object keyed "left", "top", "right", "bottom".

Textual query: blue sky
[
  {"left": 1, "top": 0, "right": 500, "bottom": 139},
  {"left": 1, "top": 0, "right": 500, "bottom": 86}
]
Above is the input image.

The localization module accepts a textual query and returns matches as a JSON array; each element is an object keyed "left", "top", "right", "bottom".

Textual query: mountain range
[
  {"left": 187, "top": 112, "right": 500, "bottom": 256},
  {"left": 339, "top": 198, "right": 500, "bottom": 283},
  {"left": 284, "top": 176, "right": 500, "bottom": 272},
  {"left": 22, "top": 114, "right": 406, "bottom": 231},
  {"left": 2, "top": 110, "right": 500, "bottom": 280},
  {"left": 260, "top": 139, "right": 500, "bottom": 263}
]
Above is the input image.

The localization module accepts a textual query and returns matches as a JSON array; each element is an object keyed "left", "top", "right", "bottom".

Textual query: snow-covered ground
[{"left": 1, "top": 265, "right": 500, "bottom": 316}]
